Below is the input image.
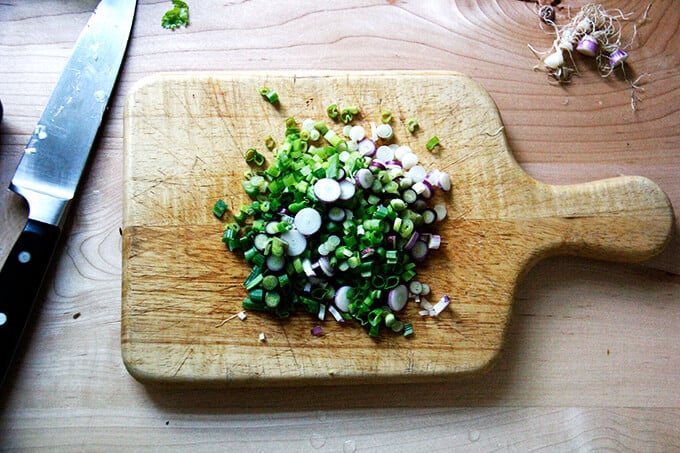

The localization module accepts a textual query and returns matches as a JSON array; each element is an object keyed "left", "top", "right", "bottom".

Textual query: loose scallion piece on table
[
  {"left": 259, "top": 86, "right": 279, "bottom": 104},
  {"left": 244, "top": 148, "right": 265, "bottom": 166},
  {"left": 326, "top": 103, "right": 339, "bottom": 120},
  {"left": 426, "top": 136, "right": 440, "bottom": 151},
  {"left": 264, "top": 135, "right": 276, "bottom": 150},
  {"left": 161, "top": 0, "right": 189, "bottom": 30},
  {"left": 212, "top": 199, "right": 228, "bottom": 218},
  {"left": 340, "top": 107, "right": 359, "bottom": 124},
  {"left": 216, "top": 102, "right": 452, "bottom": 337},
  {"left": 406, "top": 118, "right": 419, "bottom": 133}
]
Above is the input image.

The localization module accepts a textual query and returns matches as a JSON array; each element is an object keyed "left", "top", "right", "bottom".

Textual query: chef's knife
[{"left": 0, "top": 0, "right": 136, "bottom": 387}]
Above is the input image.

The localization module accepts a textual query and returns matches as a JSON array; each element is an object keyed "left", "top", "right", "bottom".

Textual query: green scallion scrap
[
  {"left": 406, "top": 118, "right": 419, "bottom": 133},
  {"left": 340, "top": 106, "right": 359, "bottom": 124},
  {"left": 426, "top": 136, "right": 440, "bottom": 151},
  {"left": 259, "top": 87, "right": 279, "bottom": 104},
  {"left": 380, "top": 110, "right": 392, "bottom": 124},
  {"left": 161, "top": 0, "right": 189, "bottom": 30},
  {"left": 245, "top": 148, "right": 265, "bottom": 166},
  {"left": 212, "top": 199, "right": 228, "bottom": 218},
  {"left": 264, "top": 135, "right": 276, "bottom": 150},
  {"left": 326, "top": 103, "right": 339, "bottom": 119},
  {"left": 327, "top": 104, "right": 360, "bottom": 124}
]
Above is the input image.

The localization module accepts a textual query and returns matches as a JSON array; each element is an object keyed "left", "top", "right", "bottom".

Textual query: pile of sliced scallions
[{"left": 216, "top": 105, "right": 451, "bottom": 337}]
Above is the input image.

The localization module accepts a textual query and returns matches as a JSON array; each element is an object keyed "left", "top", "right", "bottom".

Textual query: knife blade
[{"left": 0, "top": 0, "right": 136, "bottom": 387}]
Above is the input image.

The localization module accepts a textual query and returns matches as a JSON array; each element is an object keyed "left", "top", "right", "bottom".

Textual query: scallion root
[
  {"left": 529, "top": 3, "right": 652, "bottom": 110},
  {"left": 530, "top": 4, "right": 638, "bottom": 80}
]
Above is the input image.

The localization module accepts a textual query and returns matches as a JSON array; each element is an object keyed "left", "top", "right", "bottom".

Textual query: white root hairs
[
  {"left": 531, "top": 4, "right": 637, "bottom": 81},
  {"left": 629, "top": 73, "right": 648, "bottom": 112},
  {"left": 639, "top": 3, "right": 653, "bottom": 25},
  {"left": 529, "top": 3, "right": 652, "bottom": 111}
]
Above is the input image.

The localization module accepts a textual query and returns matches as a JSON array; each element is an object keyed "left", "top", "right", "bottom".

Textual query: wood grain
[
  {"left": 121, "top": 71, "right": 673, "bottom": 385},
  {"left": 1, "top": 0, "right": 679, "bottom": 450}
]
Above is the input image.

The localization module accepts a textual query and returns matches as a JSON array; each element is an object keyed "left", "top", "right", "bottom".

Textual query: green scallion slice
[
  {"left": 212, "top": 199, "right": 227, "bottom": 218},
  {"left": 426, "top": 136, "right": 440, "bottom": 151}
]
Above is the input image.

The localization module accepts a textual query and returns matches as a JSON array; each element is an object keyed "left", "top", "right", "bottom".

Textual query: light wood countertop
[{"left": 1, "top": 1, "right": 678, "bottom": 450}]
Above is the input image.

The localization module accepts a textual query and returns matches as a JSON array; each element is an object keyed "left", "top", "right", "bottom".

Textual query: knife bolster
[{"left": 9, "top": 184, "right": 71, "bottom": 228}]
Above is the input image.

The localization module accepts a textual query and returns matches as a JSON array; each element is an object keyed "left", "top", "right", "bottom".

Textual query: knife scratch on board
[
  {"left": 192, "top": 155, "right": 207, "bottom": 172},
  {"left": 406, "top": 350, "right": 415, "bottom": 374},
  {"left": 132, "top": 177, "right": 166, "bottom": 199},
  {"left": 276, "top": 328, "right": 299, "bottom": 367},
  {"left": 173, "top": 346, "right": 193, "bottom": 376}
]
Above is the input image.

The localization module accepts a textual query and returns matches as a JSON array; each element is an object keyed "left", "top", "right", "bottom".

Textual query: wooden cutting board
[{"left": 121, "top": 71, "right": 674, "bottom": 386}]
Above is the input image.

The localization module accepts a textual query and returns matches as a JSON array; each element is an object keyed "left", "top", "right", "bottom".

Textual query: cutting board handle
[{"left": 542, "top": 175, "right": 674, "bottom": 262}]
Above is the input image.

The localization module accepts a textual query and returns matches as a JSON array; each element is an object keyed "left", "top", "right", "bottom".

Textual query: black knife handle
[{"left": 0, "top": 219, "right": 60, "bottom": 387}]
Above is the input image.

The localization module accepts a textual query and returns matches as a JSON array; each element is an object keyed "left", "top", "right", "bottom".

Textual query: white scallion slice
[
  {"left": 407, "top": 165, "right": 427, "bottom": 182},
  {"left": 318, "top": 243, "right": 330, "bottom": 256},
  {"left": 421, "top": 209, "right": 436, "bottom": 225},
  {"left": 318, "top": 257, "right": 334, "bottom": 276},
  {"left": 334, "top": 285, "right": 352, "bottom": 312},
  {"left": 338, "top": 150, "right": 351, "bottom": 162},
  {"left": 412, "top": 181, "right": 431, "bottom": 199},
  {"left": 313, "top": 178, "right": 341, "bottom": 203},
  {"left": 265, "top": 221, "right": 279, "bottom": 235},
  {"left": 434, "top": 203, "right": 447, "bottom": 221},
  {"left": 266, "top": 254, "right": 286, "bottom": 272},
  {"left": 349, "top": 125, "right": 366, "bottom": 142},
  {"left": 357, "top": 138, "right": 376, "bottom": 156},
  {"left": 376, "top": 123, "right": 393, "bottom": 140},
  {"left": 338, "top": 179, "right": 356, "bottom": 200},
  {"left": 438, "top": 171, "right": 451, "bottom": 191},
  {"left": 253, "top": 233, "right": 269, "bottom": 251},
  {"left": 375, "top": 145, "right": 394, "bottom": 162},
  {"left": 302, "top": 258, "right": 316, "bottom": 277},
  {"left": 401, "top": 152, "right": 418, "bottom": 170},
  {"left": 408, "top": 280, "right": 423, "bottom": 295},
  {"left": 328, "top": 304, "right": 345, "bottom": 322},
  {"left": 394, "top": 145, "right": 412, "bottom": 160},
  {"left": 302, "top": 118, "right": 316, "bottom": 131},
  {"left": 388, "top": 284, "right": 409, "bottom": 312},
  {"left": 280, "top": 229, "right": 307, "bottom": 256},
  {"left": 294, "top": 208, "right": 322, "bottom": 236},
  {"left": 431, "top": 295, "right": 450, "bottom": 316},
  {"left": 410, "top": 240, "right": 428, "bottom": 262},
  {"left": 428, "top": 234, "right": 441, "bottom": 249},
  {"left": 326, "top": 235, "right": 341, "bottom": 248},
  {"left": 328, "top": 206, "right": 346, "bottom": 222},
  {"left": 354, "top": 168, "right": 374, "bottom": 189}
]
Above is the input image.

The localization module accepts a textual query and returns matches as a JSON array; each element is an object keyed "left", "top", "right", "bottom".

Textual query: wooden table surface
[{"left": 1, "top": 1, "right": 678, "bottom": 451}]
